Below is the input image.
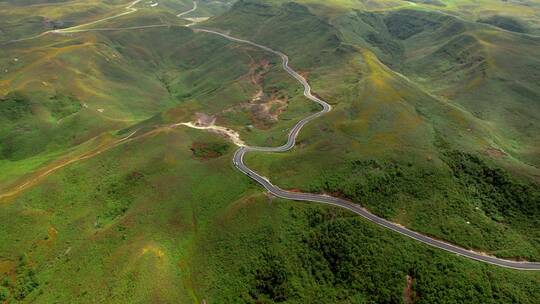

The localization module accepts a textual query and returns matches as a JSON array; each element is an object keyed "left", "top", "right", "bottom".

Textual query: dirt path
[
  {"left": 0, "top": 130, "right": 138, "bottom": 201},
  {"left": 177, "top": 122, "right": 245, "bottom": 147},
  {"left": 2, "top": 0, "right": 143, "bottom": 44}
]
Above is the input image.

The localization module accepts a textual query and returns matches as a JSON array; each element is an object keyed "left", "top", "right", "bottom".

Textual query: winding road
[
  {"left": 177, "top": 0, "right": 198, "bottom": 17},
  {"left": 194, "top": 28, "right": 540, "bottom": 271},
  {"left": 2, "top": 0, "right": 539, "bottom": 270}
]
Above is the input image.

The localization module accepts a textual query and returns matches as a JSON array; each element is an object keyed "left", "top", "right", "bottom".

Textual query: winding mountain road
[
  {"left": 177, "top": 1, "right": 198, "bottom": 17},
  {"left": 3, "top": 0, "right": 539, "bottom": 270},
  {"left": 195, "top": 28, "right": 540, "bottom": 271}
]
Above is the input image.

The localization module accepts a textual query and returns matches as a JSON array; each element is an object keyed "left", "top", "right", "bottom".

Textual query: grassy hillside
[
  {"left": 0, "top": 0, "right": 131, "bottom": 42},
  {"left": 324, "top": 5, "right": 540, "bottom": 170},
  {"left": 1, "top": 127, "right": 539, "bottom": 303},
  {"left": 209, "top": 0, "right": 540, "bottom": 261},
  {"left": 386, "top": 9, "right": 540, "bottom": 169},
  {"left": 0, "top": 4, "right": 317, "bottom": 193},
  {"left": 1, "top": 0, "right": 539, "bottom": 303}
]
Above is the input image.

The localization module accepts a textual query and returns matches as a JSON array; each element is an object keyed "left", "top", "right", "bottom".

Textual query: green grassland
[
  {"left": 0, "top": 128, "right": 252, "bottom": 303},
  {"left": 1, "top": 128, "right": 539, "bottom": 303},
  {"left": 215, "top": 0, "right": 540, "bottom": 259},
  {"left": 0, "top": 8, "right": 315, "bottom": 193},
  {"left": 0, "top": 0, "right": 137, "bottom": 42},
  {"left": 158, "top": 0, "right": 235, "bottom": 17},
  {"left": 1, "top": 0, "right": 540, "bottom": 303},
  {"left": 274, "top": 0, "right": 540, "bottom": 35}
]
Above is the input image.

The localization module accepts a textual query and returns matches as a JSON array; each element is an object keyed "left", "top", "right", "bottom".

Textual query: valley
[{"left": 0, "top": 0, "right": 539, "bottom": 302}]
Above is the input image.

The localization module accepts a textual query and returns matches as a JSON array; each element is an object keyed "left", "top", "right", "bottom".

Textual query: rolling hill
[{"left": 0, "top": 0, "right": 539, "bottom": 303}]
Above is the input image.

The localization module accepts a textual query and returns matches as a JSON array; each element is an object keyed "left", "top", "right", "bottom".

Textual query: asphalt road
[
  {"left": 3, "top": 0, "right": 539, "bottom": 271},
  {"left": 198, "top": 28, "right": 540, "bottom": 271},
  {"left": 177, "top": 1, "right": 198, "bottom": 17}
]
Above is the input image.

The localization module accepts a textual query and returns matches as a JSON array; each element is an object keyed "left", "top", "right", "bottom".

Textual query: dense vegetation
[
  {"left": 444, "top": 151, "right": 540, "bottom": 222},
  {"left": 309, "top": 159, "right": 437, "bottom": 218},
  {"left": 1, "top": 255, "right": 39, "bottom": 302},
  {"left": 201, "top": 203, "right": 540, "bottom": 303},
  {"left": 478, "top": 15, "right": 528, "bottom": 33},
  {"left": 1, "top": 0, "right": 539, "bottom": 302},
  {"left": 304, "top": 151, "right": 540, "bottom": 260},
  {"left": 0, "top": 93, "right": 32, "bottom": 122},
  {"left": 191, "top": 141, "right": 230, "bottom": 159}
]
